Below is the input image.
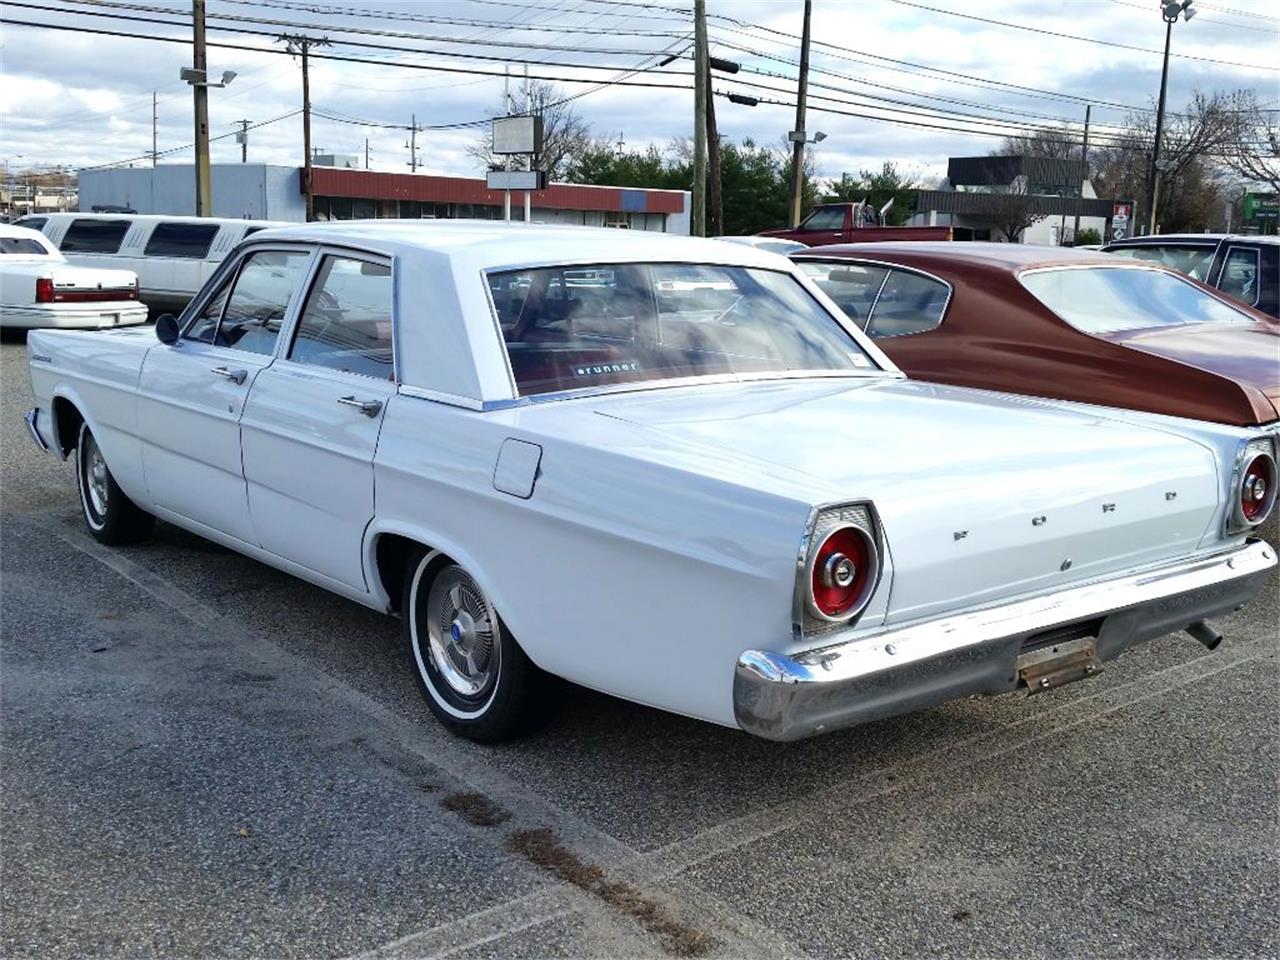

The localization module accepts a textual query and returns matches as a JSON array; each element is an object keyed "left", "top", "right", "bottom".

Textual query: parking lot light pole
[{"left": 1146, "top": 0, "right": 1196, "bottom": 235}]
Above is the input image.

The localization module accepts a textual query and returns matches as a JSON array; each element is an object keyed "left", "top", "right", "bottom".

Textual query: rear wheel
[
  {"left": 75, "top": 422, "right": 154, "bottom": 545},
  {"left": 402, "top": 549, "right": 556, "bottom": 742}
]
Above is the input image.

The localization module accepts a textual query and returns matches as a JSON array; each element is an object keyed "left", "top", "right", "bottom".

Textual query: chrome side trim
[
  {"left": 24, "top": 408, "right": 50, "bottom": 453},
  {"left": 398, "top": 384, "right": 485, "bottom": 411},
  {"left": 736, "top": 539, "right": 1276, "bottom": 741}
]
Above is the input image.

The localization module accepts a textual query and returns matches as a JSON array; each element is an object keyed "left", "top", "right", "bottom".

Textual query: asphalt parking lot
[{"left": 2, "top": 336, "right": 1277, "bottom": 959}]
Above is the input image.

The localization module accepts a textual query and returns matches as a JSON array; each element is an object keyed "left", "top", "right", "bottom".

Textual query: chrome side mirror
[{"left": 155, "top": 314, "right": 180, "bottom": 345}]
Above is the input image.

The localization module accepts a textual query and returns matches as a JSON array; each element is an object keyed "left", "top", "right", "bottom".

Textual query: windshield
[
  {"left": 488, "top": 262, "right": 878, "bottom": 397},
  {"left": 1020, "top": 266, "right": 1254, "bottom": 334}
]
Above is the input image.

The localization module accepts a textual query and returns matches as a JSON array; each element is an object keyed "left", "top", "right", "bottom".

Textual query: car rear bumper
[
  {"left": 1, "top": 302, "right": 148, "bottom": 329},
  {"left": 734, "top": 539, "right": 1276, "bottom": 741}
]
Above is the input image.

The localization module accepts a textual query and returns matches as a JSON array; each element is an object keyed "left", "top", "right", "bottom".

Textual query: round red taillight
[
  {"left": 807, "top": 525, "right": 878, "bottom": 621},
  {"left": 1240, "top": 453, "right": 1276, "bottom": 523}
]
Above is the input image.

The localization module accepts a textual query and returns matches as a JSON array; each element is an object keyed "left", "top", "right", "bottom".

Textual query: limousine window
[
  {"left": 15, "top": 216, "right": 47, "bottom": 234},
  {"left": 61, "top": 218, "right": 131, "bottom": 254},
  {"left": 145, "top": 222, "right": 220, "bottom": 259}
]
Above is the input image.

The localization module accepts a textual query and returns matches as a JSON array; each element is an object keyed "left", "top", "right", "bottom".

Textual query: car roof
[
  {"left": 34, "top": 212, "right": 282, "bottom": 227},
  {"left": 0, "top": 223, "right": 52, "bottom": 241},
  {"left": 248, "top": 219, "right": 791, "bottom": 270},
  {"left": 792, "top": 241, "right": 1124, "bottom": 271}
]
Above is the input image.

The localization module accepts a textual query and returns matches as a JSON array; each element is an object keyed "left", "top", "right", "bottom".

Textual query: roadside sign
[
  {"left": 1111, "top": 202, "right": 1132, "bottom": 240},
  {"left": 486, "top": 170, "right": 547, "bottom": 191},
  {"left": 492, "top": 116, "right": 543, "bottom": 155}
]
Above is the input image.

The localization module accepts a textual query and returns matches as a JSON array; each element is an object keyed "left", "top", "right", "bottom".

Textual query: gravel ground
[{"left": 2, "top": 336, "right": 1277, "bottom": 959}]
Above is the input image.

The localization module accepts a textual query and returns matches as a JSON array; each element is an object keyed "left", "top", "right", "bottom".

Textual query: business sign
[
  {"left": 486, "top": 170, "right": 548, "bottom": 191},
  {"left": 1111, "top": 202, "right": 1132, "bottom": 241},
  {"left": 492, "top": 115, "right": 543, "bottom": 155},
  {"left": 1244, "top": 192, "right": 1278, "bottom": 223}
]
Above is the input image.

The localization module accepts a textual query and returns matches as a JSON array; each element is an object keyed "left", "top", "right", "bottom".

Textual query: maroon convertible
[{"left": 793, "top": 242, "right": 1279, "bottom": 427}]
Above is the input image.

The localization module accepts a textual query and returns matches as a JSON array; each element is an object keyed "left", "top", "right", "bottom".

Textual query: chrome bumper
[
  {"left": 24, "top": 408, "right": 50, "bottom": 453},
  {"left": 735, "top": 539, "right": 1277, "bottom": 741}
]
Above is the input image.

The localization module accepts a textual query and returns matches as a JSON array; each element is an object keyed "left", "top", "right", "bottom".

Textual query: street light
[
  {"left": 1146, "top": 0, "right": 1195, "bottom": 234},
  {"left": 788, "top": 130, "right": 827, "bottom": 144},
  {"left": 180, "top": 67, "right": 237, "bottom": 88}
]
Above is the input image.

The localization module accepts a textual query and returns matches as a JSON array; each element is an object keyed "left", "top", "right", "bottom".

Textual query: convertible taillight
[
  {"left": 807, "top": 524, "right": 879, "bottom": 621},
  {"left": 1228, "top": 439, "right": 1277, "bottom": 533},
  {"left": 1240, "top": 452, "right": 1275, "bottom": 524}
]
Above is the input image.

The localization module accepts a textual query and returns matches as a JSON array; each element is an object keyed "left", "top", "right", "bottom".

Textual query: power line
[
  {"left": 887, "top": 0, "right": 1278, "bottom": 71},
  {"left": 79, "top": 108, "right": 302, "bottom": 170},
  {"left": 1109, "top": 0, "right": 1280, "bottom": 32}
]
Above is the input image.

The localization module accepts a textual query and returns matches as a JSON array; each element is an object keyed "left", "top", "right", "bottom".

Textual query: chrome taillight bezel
[
  {"left": 1227, "top": 436, "right": 1278, "bottom": 534},
  {"left": 793, "top": 501, "right": 884, "bottom": 639}
]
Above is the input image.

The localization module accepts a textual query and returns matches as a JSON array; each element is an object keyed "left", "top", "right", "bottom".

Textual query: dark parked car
[
  {"left": 1102, "top": 234, "right": 1279, "bottom": 318},
  {"left": 793, "top": 242, "right": 1279, "bottom": 427}
]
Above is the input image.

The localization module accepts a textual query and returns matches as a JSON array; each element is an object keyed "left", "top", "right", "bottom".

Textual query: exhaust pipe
[{"left": 1187, "top": 621, "right": 1223, "bottom": 651}]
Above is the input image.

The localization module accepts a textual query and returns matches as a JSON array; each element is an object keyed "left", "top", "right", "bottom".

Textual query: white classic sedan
[
  {"left": 24, "top": 222, "right": 1277, "bottom": 742},
  {"left": 1, "top": 224, "right": 146, "bottom": 329}
]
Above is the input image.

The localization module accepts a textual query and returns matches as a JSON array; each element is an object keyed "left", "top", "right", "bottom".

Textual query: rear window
[
  {"left": 0, "top": 237, "right": 49, "bottom": 254},
  {"left": 61, "top": 218, "right": 131, "bottom": 254},
  {"left": 489, "top": 261, "right": 877, "bottom": 397},
  {"left": 1020, "top": 266, "right": 1253, "bottom": 333},
  {"left": 145, "top": 222, "right": 220, "bottom": 259}
]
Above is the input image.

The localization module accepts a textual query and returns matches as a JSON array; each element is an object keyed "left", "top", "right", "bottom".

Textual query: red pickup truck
[{"left": 758, "top": 202, "right": 970, "bottom": 247}]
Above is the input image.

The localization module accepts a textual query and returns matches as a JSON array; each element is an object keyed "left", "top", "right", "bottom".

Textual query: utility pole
[
  {"left": 278, "top": 33, "right": 330, "bottom": 222},
  {"left": 788, "top": 0, "right": 813, "bottom": 228},
  {"left": 235, "top": 119, "right": 249, "bottom": 163},
  {"left": 706, "top": 56, "right": 723, "bottom": 237},
  {"left": 192, "top": 0, "right": 212, "bottom": 216},
  {"left": 1147, "top": 17, "right": 1173, "bottom": 235},
  {"left": 692, "top": 0, "right": 708, "bottom": 237},
  {"left": 407, "top": 115, "right": 421, "bottom": 172},
  {"left": 1072, "top": 103, "right": 1091, "bottom": 244},
  {"left": 152, "top": 91, "right": 158, "bottom": 168},
  {"left": 365, "top": 137, "right": 370, "bottom": 170}
]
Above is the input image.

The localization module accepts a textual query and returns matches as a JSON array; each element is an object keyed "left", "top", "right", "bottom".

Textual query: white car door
[
  {"left": 137, "top": 246, "right": 315, "bottom": 543},
  {"left": 239, "top": 252, "right": 396, "bottom": 590}
]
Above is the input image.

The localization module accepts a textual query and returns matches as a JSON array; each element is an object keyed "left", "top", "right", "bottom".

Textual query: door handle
[
  {"left": 211, "top": 366, "right": 248, "bottom": 385},
  {"left": 337, "top": 395, "right": 383, "bottom": 417}
]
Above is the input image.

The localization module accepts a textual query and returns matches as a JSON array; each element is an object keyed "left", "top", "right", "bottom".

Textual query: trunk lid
[{"left": 589, "top": 378, "right": 1222, "bottom": 623}]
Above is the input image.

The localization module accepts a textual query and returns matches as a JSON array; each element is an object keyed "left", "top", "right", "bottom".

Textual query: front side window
[
  {"left": 798, "top": 260, "right": 889, "bottom": 325},
  {"left": 1106, "top": 244, "right": 1216, "bottom": 282},
  {"left": 61, "top": 218, "right": 130, "bottom": 254},
  {"left": 1217, "top": 246, "right": 1260, "bottom": 307},
  {"left": 192, "top": 249, "right": 311, "bottom": 354},
  {"left": 800, "top": 207, "right": 845, "bottom": 231},
  {"left": 490, "top": 262, "right": 878, "bottom": 397},
  {"left": 1021, "top": 266, "right": 1253, "bottom": 334},
  {"left": 0, "top": 236, "right": 49, "bottom": 255},
  {"left": 144, "top": 222, "right": 220, "bottom": 259},
  {"left": 865, "top": 269, "right": 950, "bottom": 338},
  {"left": 289, "top": 256, "right": 394, "bottom": 379}
]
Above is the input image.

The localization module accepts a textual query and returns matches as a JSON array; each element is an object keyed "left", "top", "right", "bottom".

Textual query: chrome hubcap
[
  {"left": 425, "top": 568, "right": 497, "bottom": 698},
  {"left": 85, "top": 436, "right": 109, "bottom": 516}
]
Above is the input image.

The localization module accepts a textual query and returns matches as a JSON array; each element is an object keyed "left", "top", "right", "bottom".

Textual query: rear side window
[
  {"left": 865, "top": 269, "right": 950, "bottom": 338},
  {"left": 289, "top": 256, "right": 394, "bottom": 379},
  {"left": 145, "top": 222, "right": 220, "bottom": 259},
  {"left": 61, "top": 218, "right": 130, "bottom": 254},
  {"left": 797, "top": 260, "right": 889, "bottom": 325},
  {"left": 0, "top": 237, "right": 49, "bottom": 254},
  {"left": 1217, "top": 246, "right": 1260, "bottom": 307},
  {"left": 1107, "top": 244, "right": 1216, "bottom": 283}
]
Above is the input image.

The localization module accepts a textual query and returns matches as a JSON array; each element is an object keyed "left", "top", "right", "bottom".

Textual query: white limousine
[
  {"left": 17, "top": 213, "right": 284, "bottom": 315},
  {"left": 23, "top": 221, "right": 1277, "bottom": 742}
]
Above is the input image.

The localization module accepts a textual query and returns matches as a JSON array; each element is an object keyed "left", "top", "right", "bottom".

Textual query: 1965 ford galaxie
[{"left": 24, "top": 222, "right": 1278, "bottom": 742}]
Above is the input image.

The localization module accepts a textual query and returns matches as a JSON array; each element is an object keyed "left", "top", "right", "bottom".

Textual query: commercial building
[
  {"left": 77, "top": 163, "right": 691, "bottom": 234},
  {"left": 909, "top": 155, "right": 1126, "bottom": 245}
]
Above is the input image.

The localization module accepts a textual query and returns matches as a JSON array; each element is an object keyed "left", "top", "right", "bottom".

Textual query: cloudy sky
[{"left": 1, "top": 0, "right": 1276, "bottom": 184}]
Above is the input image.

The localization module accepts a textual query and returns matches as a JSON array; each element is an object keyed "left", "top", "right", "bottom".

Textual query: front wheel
[
  {"left": 75, "top": 422, "right": 155, "bottom": 545},
  {"left": 403, "top": 550, "right": 557, "bottom": 742}
]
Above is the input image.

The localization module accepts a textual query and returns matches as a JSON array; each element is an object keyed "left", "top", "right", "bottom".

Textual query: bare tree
[
  {"left": 1218, "top": 90, "right": 1280, "bottom": 195},
  {"left": 467, "top": 80, "right": 592, "bottom": 181},
  {"left": 993, "top": 123, "right": 1080, "bottom": 160},
  {"left": 979, "top": 177, "right": 1047, "bottom": 242}
]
